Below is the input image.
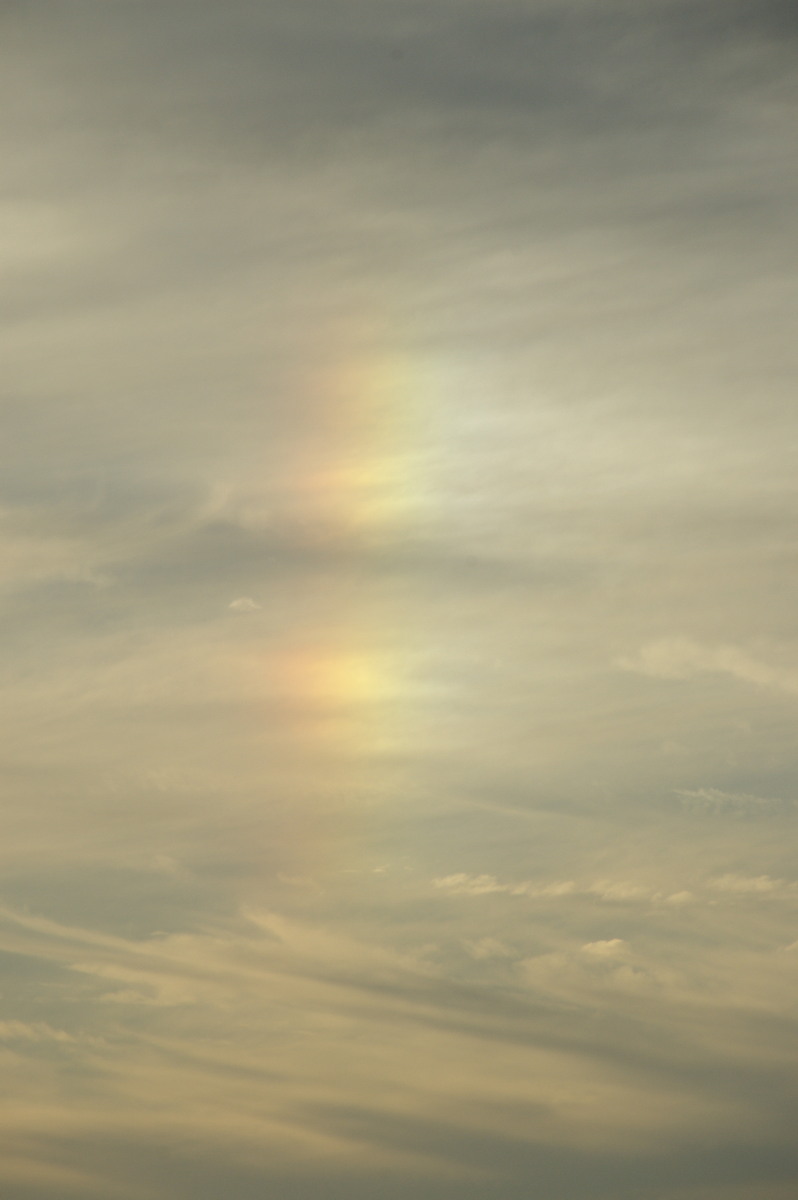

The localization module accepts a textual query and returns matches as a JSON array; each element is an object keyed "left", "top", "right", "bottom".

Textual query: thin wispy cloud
[{"left": 1, "top": 1, "right": 796, "bottom": 1197}]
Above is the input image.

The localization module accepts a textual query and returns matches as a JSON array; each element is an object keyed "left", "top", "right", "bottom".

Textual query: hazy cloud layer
[{"left": 1, "top": 1, "right": 796, "bottom": 1197}]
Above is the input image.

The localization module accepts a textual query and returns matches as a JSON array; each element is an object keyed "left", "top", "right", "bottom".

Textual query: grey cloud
[{"left": 0, "top": 869, "right": 797, "bottom": 1198}]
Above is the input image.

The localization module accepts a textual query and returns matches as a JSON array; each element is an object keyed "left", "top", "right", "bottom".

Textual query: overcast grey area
[{"left": 1, "top": 1, "right": 797, "bottom": 1197}]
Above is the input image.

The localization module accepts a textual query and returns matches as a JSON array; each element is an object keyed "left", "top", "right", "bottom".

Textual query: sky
[{"left": 1, "top": 1, "right": 797, "bottom": 1197}]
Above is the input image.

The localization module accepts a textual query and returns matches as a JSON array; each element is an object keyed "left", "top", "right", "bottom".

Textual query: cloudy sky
[{"left": 1, "top": 2, "right": 797, "bottom": 1197}]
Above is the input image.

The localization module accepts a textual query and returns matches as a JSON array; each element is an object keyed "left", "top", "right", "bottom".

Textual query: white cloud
[
  {"left": 676, "top": 787, "right": 791, "bottom": 816},
  {"left": 432, "top": 873, "right": 508, "bottom": 895},
  {"left": 463, "top": 937, "right": 514, "bottom": 960},
  {"left": 662, "top": 891, "right": 694, "bottom": 906},
  {"left": 0, "top": 1020, "right": 74, "bottom": 1044},
  {"left": 433, "top": 874, "right": 578, "bottom": 897},
  {"left": 708, "top": 874, "right": 797, "bottom": 896},
  {"left": 521, "top": 939, "right": 684, "bottom": 1004},
  {"left": 515, "top": 880, "right": 578, "bottom": 898},
  {"left": 434, "top": 871, "right": 798, "bottom": 912},
  {"left": 588, "top": 880, "right": 647, "bottom": 902},
  {"left": 617, "top": 638, "right": 798, "bottom": 694},
  {"left": 228, "top": 596, "right": 261, "bottom": 612},
  {"left": 434, "top": 874, "right": 645, "bottom": 902},
  {"left": 581, "top": 938, "right": 629, "bottom": 958}
]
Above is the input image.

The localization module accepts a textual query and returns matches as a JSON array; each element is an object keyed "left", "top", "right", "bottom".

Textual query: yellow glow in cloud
[{"left": 276, "top": 647, "right": 402, "bottom": 710}]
